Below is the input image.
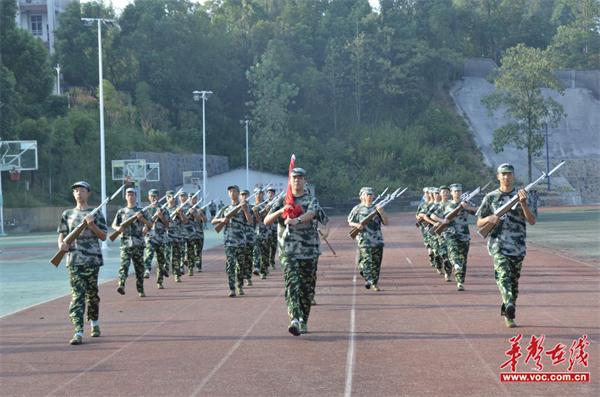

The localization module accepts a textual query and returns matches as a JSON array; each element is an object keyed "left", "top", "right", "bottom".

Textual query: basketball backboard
[
  {"left": 183, "top": 171, "right": 202, "bottom": 187},
  {"left": 112, "top": 159, "right": 147, "bottom": 181},
  {"left": 145, "top": 162, "right": 160, "bottom": 182},
  {"left": 0, "top": 140, "right": 38, "bottom": 171}
]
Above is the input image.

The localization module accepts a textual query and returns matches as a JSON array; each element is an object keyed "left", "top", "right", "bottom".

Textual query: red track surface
[{"left": 1, "top": 214, "right": 598, "bottom": 396}]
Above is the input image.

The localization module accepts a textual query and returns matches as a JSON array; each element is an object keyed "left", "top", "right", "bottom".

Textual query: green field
[{"left": 527, "top": 207, "right": 600, "bottom": 263}]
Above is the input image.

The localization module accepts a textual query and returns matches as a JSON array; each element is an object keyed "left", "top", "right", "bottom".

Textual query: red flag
[{"left": 283, "top": 154, "right": 303, "bottom": 219}]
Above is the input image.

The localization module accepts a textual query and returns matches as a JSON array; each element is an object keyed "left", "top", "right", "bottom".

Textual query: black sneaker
[
  {"left": 117, "top": 285, "right": 125, "bottom": 295},
  {"left": 288, "top": 319, "right": 301, "bottom": 336},
  {"left": 69, "top": 334, "right": 83, "bottom": 345},
  {"left": 364, "top": 281, "right": 371, "bottom": 289},
  {"left": 253, "top": 269, "right": 260, "bottom": 276},
  {"left": 505, "top": 303, "right": 516, "bottom": 320}
]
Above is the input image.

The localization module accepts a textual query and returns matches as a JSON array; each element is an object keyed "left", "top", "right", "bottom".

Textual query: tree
[{"left": 483, "top": 44, "right": 565, "bottom": 182}]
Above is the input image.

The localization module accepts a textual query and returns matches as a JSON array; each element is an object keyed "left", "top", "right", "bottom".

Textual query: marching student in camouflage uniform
[
  {"left": 348, "top": 187, "right": 389, "bottom": 291},
  {"left": 416, "top": 188, "right": 436, "bottom": 268},
  {"left": 430, "top": 186, "right": 455, "bottom": 282},
  {"left": 265, "top": 187, "right": 278, "bottom": 270},
  {"left": 477, "top": 163, "right": 536, "bottom": 328},
  {"left": 57, "top": 181, "right": 108, "bottom": 345},
  {"left": 239, "top": 190, "right": 255, "bottom": 286},
  {"left": 178, "top": 191, "right": 196, "bottom": 276},
  {"left": 212, "top": 185, "right": 254, "bottom": 297},
  {"left": 265, "top": 167, "right": 319, "bottom": 336},
  {"left": 189, "top": 195, "right": 207, "bottom": 273},
  {"left": 166, "top": 190, "right": 188, "bottom": 283},
  {"left": 436, "top": 184, "right": 477, "bottom": 291},
  {"left": 113, "top": 188, "right": 151, "bottom": 297},
  {"left": 143, "top": 189, "right": 170, "bottom": 289},
  {"left": 251, "top": 187, "right": 270, "bottom": 279}
]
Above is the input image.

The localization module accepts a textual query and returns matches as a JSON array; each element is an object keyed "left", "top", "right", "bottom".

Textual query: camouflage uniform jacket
[
  {"left": 217, "top": 203, "right": 248, "bottom": 248},
  {"left": 416, "top": 201, "right": 430, "bottom": 232},
  {"left": 57, "top": 208, "right": 107, "bottom": 267},
  {"left": 166, "top": 205, "right": 184, "bottom": 242},
  {"left": 113, "top": 206, "right": 145, "bottom": 247},
  {"left": 441, "top": 201, "right": 471, "bottom": 242},
  {"left": 269, "top": 193, "right": 319, "bottom": 260},
  {"left": 348, "top": 203, "right": 384, "bottom": 248},
  {"left": 180, "top": 203, "right": 194, "bottom": 239},
  {"left": 143, "top": 205, "right": 168, "bottom": 245},
  {"left": 476, "top": 188, "right": 529, "bottom": 257},
  {"left": 190, "top": 208, "right": 205, "bottom": 239},
  {"left": 253, "top": 202, "right": 268, "bottom": 241},
  {"left": 243, "top": 204, "right": 256, "bottom": 245}
]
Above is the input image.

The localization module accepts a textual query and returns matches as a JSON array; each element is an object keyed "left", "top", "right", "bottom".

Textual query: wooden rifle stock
[
  {"left": 348, "top": 187, "right": 407, "bottom": 239},
  {"left": 214, "top": 205, "right": 244, "bottom": 233},
  {"left": 50, "top": 222, "right": 88, "bottom": 267}
]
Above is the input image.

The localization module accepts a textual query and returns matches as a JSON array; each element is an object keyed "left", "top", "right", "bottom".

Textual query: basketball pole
[{"left": 0, "top": 170, "right": 5, "bottom": 236}]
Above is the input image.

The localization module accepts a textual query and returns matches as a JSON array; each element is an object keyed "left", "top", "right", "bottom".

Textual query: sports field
[{"left": 0, "top": 209, "right": 597, "bottom": 397}]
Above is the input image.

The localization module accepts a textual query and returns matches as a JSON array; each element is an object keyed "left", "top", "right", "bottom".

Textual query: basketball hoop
[{"left": 9, "top": 168, "right": 21, "bottom": 182}]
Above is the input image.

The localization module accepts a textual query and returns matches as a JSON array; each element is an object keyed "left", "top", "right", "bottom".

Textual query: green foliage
[
  {"left": 483, "top": 44, "right": 565, "bottom": 182},
  {"left": 2, "top": 0, "right": 587, "bottom": 208}
]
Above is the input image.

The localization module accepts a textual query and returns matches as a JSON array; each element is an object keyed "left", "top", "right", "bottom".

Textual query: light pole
[
  {"left": 241, "top": 119, "right": 250, "bottom": 189},
  {"left": 544, "top": 122, "right": 551, "bottom": 191},
  {"left": 54, "top": 64, "right": 61, "bottom": 95},
  {"left": 193, "top": 90, "right": 212, "bottom": 203},
  {"left": 82, "top": 17, "right": 117, "bottom": 223}
]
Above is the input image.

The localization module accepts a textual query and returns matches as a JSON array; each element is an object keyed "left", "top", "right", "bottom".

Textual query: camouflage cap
[
  {"left": 71, "top": 181, "right": 91, "bottom": 191},
  {"left": 240, "top": 189, "right": 250, "bottom": 195},
  {"left": 266, "top": 187, "right": 276, "bottom": 192},
  {"left": 291, "top": 167, "right": 306, "bottom": 177},
  {"left": 497, "top": 163, "right": 514, "bottom": 173},
  {"left": 449, "top": 183, "right": 462, "bottom": 191},
  {"left": 178, "top": 190, "right": 188, "bottom": 196},
  {"left": 125, "top": 187, "right": 137, "bottom": 194},
  {"left": 431, "top": 187, "right": 440, "bottom": 193},
  {"left": 422, "top": 187, "right": 429, "bottom": 193},
  {"left": 227, "top": 184, "right": 240, "bottom": 191},
  {"left": 148, "top": 189, "right": 159, "bottom": 196},
  {"left": 359, "top": 187, "right": 375, "bottom": 195},
  {"left": 254, "top": 187, "right": 264, "bottom": 194},
  {"left": 439, "top": 185, "right": 450, "bottom": 191},
  {"left": 165, "top": 190, "right": 175, "bottom": 196}
]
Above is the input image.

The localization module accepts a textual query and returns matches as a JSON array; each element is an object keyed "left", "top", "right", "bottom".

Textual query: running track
[{"left": 1, "top": 213, "right": 598, "bottom": 396}]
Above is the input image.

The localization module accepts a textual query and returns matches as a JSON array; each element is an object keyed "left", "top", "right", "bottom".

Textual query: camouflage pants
[
  {"left": 144, "top": 238, "right": 154, "bottom": 271},
  {"left": 254, "top": 238, "right": 270, "bottom": 276},
  {"left": 225, "top": 246, "right": 246, "bottom": 290},
  {"left": 168, "top": 241, "right": 183, "bottom": 276},
  {"left": 447, "top": 239, "right": 470, "bottom": 283},
  {"left": 118, "top": 245, "right": 145, "bottom": 293},
  {"left": 433, "top": 236, "right": 451, "bottom": 275},
  {"left": 281, "top": 256, "right": 316, "bottom": 323},
  {"left": 68, "top": 264, "right": 100, "bottom": 334},
  {"left": 241, "top": 244, "right": 254, "bottom": 280},
  {"left": 184, "top": 238, "right": 197, "bottom": 273},
  {"left": 359, "top": 245, "right": 384, "bottom": 285},
  {"left": 193, "top": 236, "right": 204, "bottom": 270},
  {"left": 493, "top": 254, "right": 524, "bottom": 305},
  {"left": 146, "top": 241, "right": 167, "bottom": 284},
  {"left": 266, "top": 235, "right": 277, "bottom": 268}
]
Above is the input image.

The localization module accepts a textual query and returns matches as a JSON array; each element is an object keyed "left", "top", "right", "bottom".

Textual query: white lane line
[
  {"left": 190, "top": 289, "right": 283, "bottom": 396},
  {"left": 344, "top": 273, "right": 357, "bottom": 397},
  {"left": 405, "top": 257, "right": 413, "bottom": 265}
]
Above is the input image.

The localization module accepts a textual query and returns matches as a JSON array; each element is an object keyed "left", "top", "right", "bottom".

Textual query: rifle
[
  {"left": 214, "top": 191, "right": 258, "bottom": 233},
  {"left": 51, "top": 181, "right": 130, "bottom": 267},
  {"left": 108, "top": 194, "right": 168, "bottom": 241},
  {"left": 186, "top": 197, "right": 206, "bottom": 216},
  {"left": 259, "top": 191, "right": 285, "bottom": 216},
  {"left": 432, "top": 182, "right": 491, "bottom": 235},
  {"left": 477, "top": 161, "right": 565, "bottom": 238},
  {"left": 372, "top": 187, "right": 389, "bottom": 205},
  {"left": 170, "top": 190, "right": 201, "bottom": 220},
  {"left": 318, "top": 229, "right": 337, "bottom": 256},
  {"left": 348, "top": 187, "right": 408, "bottom": 240}
]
